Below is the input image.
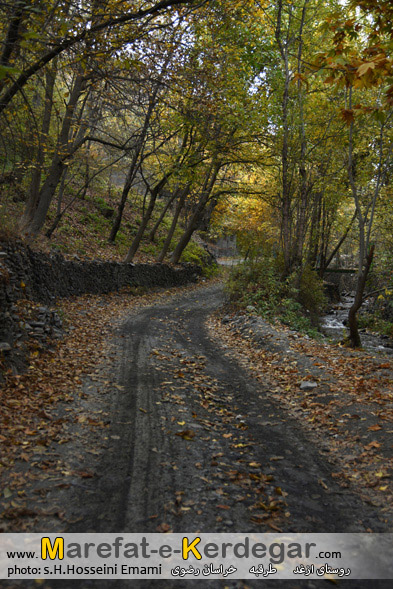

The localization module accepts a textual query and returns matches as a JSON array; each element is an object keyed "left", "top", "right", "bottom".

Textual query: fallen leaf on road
[
  {"left": 365, "top": 441, "right": 381, "bottom": 450},
  {"left": 175, "top": 430, "right": 195, "bottom": 440},
  {"left": 368, "top": 424, "right": 382, "bottom": 431},
  {"left": 156, "top": 523, "right": 172, "bottom": 533},
  {"left": 266, "top": 520, "right": 283, "bottom": 532}
]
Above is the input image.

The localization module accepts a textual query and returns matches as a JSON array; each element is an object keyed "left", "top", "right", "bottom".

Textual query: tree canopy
[{"left": 1, "top": 0, "right": 393, "bottom": 346}]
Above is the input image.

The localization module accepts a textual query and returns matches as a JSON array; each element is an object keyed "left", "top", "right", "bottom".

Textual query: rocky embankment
[{"left": 0, "top": 240, "right": 202, "bottom": 377}]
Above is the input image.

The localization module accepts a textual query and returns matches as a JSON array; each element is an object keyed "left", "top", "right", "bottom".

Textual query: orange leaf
[
  {"left": 368, "top": 424, "right": 382, "bottom": 431},
  {"left": 364, "top": 441, "right": 381, "bottom": 450}
]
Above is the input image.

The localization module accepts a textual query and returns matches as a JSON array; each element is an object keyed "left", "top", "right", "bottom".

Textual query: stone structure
[{"left": 0, "top": 240, "right": 202, "bottom": 368}]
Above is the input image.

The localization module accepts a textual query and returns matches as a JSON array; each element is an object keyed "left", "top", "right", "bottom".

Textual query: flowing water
[{"left": 321, "top": 296, "right": 393, "bottom": 354}]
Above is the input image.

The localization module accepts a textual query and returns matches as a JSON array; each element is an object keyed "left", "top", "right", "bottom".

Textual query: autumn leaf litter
[
  {"left": 0, "top": 282, "right": 204, "bottom": 531},
  {"left": 208, "top": 309, "right": 393, "bottom": 525}
]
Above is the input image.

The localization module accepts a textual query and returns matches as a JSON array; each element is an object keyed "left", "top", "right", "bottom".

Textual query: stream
[
  {"left": 321, "top": 295, "right": 393, "bottom": 354},
  {"left": 217, "top": 255, "right": 393, "bottom": 354}
]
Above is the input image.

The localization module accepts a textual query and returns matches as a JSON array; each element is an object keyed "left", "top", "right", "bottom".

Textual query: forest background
[{"left": 1, "top": 0, "right": 393, "bottom": 347}]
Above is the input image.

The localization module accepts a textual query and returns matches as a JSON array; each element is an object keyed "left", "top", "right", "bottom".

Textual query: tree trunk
[
  {"left": 346, "top": 85, "right": 367, "bottom": 348},
  {"left": 281, "top": 61, "right": 292, "bottom": 274},
  {"left": 109, "top": 80, "right": 165, "bottom": 243},
  {"left": 124, "top": 177, "right": 167, "bottom": 263},
  {"left": 0, "top": 1, "right": 24, "bottom": 93},
  {"left": 308, "top": 192, "right": 322, "bottom": 269},
  {"left": 347, "top": 245, "right": 375, "bottom": 348},
  {"left": 199, "top": 196, "right": 218, "bottom": 232},
  {"left": 25, "top": 74, "right": 86, "bottom": 236},
  {"left": 109, "top": 163, "right": 137, "bottom": 242},
  {"left": 45, "top": 168, "right": 68, "bottom": 238},
  {"left": 276, "top": 2, "right": 293, "bottom": 275},
  {"left": 20, "top": 65, "right": 56, "bottom": 230},
  {"left": 293, "top": 0, "right": 309, "bottom": 270},
  {"left": 170, "top": 207, "right": 202, "bottom": 264},
  {"left": 157, "top": 185, "right": 188, "bottom": 262},
  {"left": 170, "top": 164, "right": 220, "bottom": 264},
  {"left": 320, "top": 212, "right": 356, "bottom": 276},
  {"left": 149, "top": 188, "right": 179, "bottom": 242}
]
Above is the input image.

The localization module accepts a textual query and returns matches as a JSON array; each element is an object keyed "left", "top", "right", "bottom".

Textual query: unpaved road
[
  {"left": 73, "top": 284, "right": 385, "bottom": 534},
  {"left": 13, "top": 283, "right": 389, "bottom": 589},
  {"left": 56, "top": 283, "right": 388, "bottom": 589}
]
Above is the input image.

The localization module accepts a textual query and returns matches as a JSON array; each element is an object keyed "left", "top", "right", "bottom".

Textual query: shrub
[
  {"left": 181, "top": 241, "right": 218, "bottom": 277},
  {"left": 290, "top": 265, "right": 327, "bottom": 320},
  {"left": 226, "top": 257, "right": 326, "bottom": 336},
  {"left": 358, "top": 313, "right": 393, "bottom": 338}
]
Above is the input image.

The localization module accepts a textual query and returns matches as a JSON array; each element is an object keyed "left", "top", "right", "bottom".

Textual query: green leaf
[{"left": 0, "top": 65, "right": 19, "bottom": 80}]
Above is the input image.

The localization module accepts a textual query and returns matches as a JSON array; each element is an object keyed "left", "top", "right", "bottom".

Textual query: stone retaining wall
[{"left": 0, "top": 240, "right": 202, "bottom": 353}]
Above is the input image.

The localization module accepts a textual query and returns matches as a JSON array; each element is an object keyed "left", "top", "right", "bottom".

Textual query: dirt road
[
  {"left": 71, "top": 284, "right": 384, "bottom": 533},
  {"left": 54, "top": 283, "right": 388, "bottom": 589},
  {"left": 4, "top": 282, "right": 388, "bottom": 589}
]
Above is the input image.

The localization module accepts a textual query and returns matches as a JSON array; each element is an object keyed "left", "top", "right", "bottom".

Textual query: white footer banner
[{"left": 1, "top": 533, "right": 393, "bottom": 580}]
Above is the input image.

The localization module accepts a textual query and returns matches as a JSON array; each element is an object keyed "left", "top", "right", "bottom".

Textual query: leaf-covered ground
[
  {"left": 1, "top": 279, "right": 392, "bottom": 539},
  {"left": 208, "top": 311, "right": 393, "bottom": 526},
  {"left": 46, "top": 282, "right": 385, "bottom": 545},
  {"left": 0, "top": 281, "right": 207, "bottom": 531}
]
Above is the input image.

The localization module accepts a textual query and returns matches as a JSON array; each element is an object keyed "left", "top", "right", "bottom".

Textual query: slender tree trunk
[
  {"left": 0, "top": 1, "right": 24, "bottom": 93},
  {"left": 107, "top": 167, "right": 114, "bottom": 202},
  {"left": 45, "top": 168, "right": 68, "bottom": 238},
  {"left": 320, "top": 212, "right": 356, "bottom": 276},
  {"left": 345, "top": 87, "right": 390, "bottom": 346},
  {"left": 25, "top": 74, "right": 86, "bottom": 236},
  {"left": 308, "top": 192, "right": 322, "bottom": 269},
  {"left": 0, "top": 2, "right": 23, "bottom": 66},
  {"left": 347, "top": 245, "right": 374, "bottom": 348},
  {"left": 346, "top": 85, "right": 367, "bottom": 347},
  {"left": 276, "top": 1, "right": 293, "bottom": 275},
  {"left": 157, "top": 185, "right": 188, "bottom": 262},
  {"left": 124, "top": 126, "right": 192, "bottom": 261},
  {"left": 124, "top": 177, "right": 167, "bottom": 263},
  {"left": 109, "top": 158, "right": 139, "bottom": 242},
  {"left": 281, "top": 61, "right": 291, "bottom": 274},
  {"left": 199, "top": 196, "right": 218, "bottom": 232},
  {"left": 318, "top": 201, "right": 328, "bottom": 275},
  {"left": 171, "top": 164, "right": 219, "bottom": 264},
  {"left": 81, "top": 149, "right": 90, "bottom": 200},
  {"left": 109, "top": 74, "right": 168, "bottom": 242},
  {"left": 149, "top": 188, "right": 179, "bottom": 242},
  {"left": 170, "top": 205, "right": 203, "bottom": 264},
  {"left": 294, "top": 0, "right": 309, "bottom": 269},
  {"left": 20, "top": 65, "right": 56, "bottom": 229}
]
